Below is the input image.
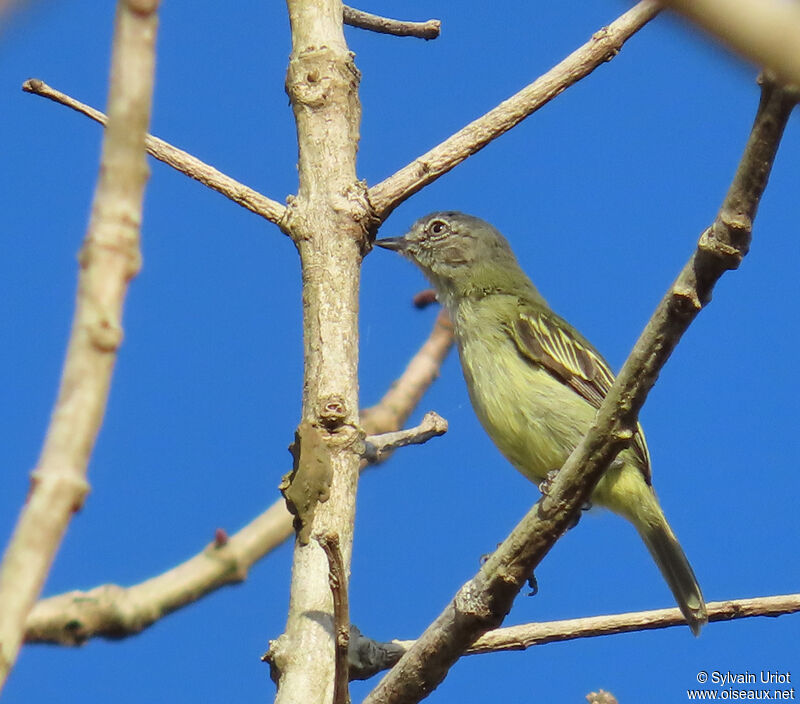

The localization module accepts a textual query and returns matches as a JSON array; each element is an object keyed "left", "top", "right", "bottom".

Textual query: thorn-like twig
[
  {"left": 21, "top": 78, "right": 287, "bottom": 227},
  {"left": 412, "top": 289, "right": 438, "bottom": 309},
  {"left": 319, "top": 533, "right": 351, "bottom": 704},
  {"left": 343, "top": 6, "right": 440, "bottom": 40},
  {"left": 363, "top": 411, "right": 448, "bottom": 463}
]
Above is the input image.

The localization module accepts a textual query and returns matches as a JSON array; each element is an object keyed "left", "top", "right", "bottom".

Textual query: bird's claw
[{"left": 538, "top": 469, "right": 560, "bottom": 496}]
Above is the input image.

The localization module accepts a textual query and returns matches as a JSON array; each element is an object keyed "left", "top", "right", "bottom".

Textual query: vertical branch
[
  {"left": 271, "top": 1, "right": 370, "bottom": 703},
  {"left": 0, "top": 0, "right": 159, "bottom": 692}
]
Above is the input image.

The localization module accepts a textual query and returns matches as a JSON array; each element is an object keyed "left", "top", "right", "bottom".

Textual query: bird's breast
[{"left": 453, "top": 304, "right": 596, "bottom": 483}]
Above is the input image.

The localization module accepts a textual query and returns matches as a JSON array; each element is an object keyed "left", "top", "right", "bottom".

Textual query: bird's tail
[{"left": 635, "top": 509, "right": 707, "bottom": 636}]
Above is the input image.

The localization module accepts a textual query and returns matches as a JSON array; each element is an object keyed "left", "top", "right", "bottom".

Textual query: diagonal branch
[
  {"left": 24, "top": 308, "right": 453, "bottom": 646},
  {"left": 22, "top": 78, "right": 287, "bottom": 228},
  {"left": 367, "top": 0, "right": 660, "bottom": 221},
  {"left": 343, "top": 6, "right": 440, "bottom": 40},
  {"left": 363, "top": 76, "right": 799, "bottom": 704},
  {"left": 0, "top": 0, "right": 160, "bottom": 692}
]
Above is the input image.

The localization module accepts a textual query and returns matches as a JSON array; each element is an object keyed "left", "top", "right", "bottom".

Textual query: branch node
[
  {"left": 29, "top": 469, "right": 91, "bottom": 512},
  {"left": 670, "top": 284, "right": 703, "bottom": 313},
  {"left": 319, "top": 395, "right": 349, "bottom": 431},
  {"left": 698, "top": 221, "right": 748, "bottom": 268},
  {"left": 591, "top": 27, "right": 621, "bottom": 61}
]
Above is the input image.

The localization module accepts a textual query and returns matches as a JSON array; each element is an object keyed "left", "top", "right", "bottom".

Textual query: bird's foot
[
  {"left": 540, "top": 469, "right": 591, "bottom": 529},
  {"left": 538, "top": 469, "right": 560, "bottom": 496},
  {"left": 567, "top": 500, "right": 592, "bottom": 529},
  {"left": 479, "top": 543, "right": 503, "bottom": 566}
]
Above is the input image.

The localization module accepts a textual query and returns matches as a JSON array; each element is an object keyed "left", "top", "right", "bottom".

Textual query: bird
[{"left": 375, "top": 210, "right": 707, "bottom": 635}]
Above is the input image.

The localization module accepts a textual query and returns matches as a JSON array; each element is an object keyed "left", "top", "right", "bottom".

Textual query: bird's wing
[{"left": 509, "top": 308, "right": 651, "bottom": 479}]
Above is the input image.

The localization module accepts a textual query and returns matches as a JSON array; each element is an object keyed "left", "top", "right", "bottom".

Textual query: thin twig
[
  {"left": 665, "top": 0, "right": 800, "bottom": 87},
  {"left": 22, "top": 78, "right": 287, "bottom": 228},
  {"left": 346, "top": 593, "right": 800, "bottom": 681},
  {"left": 0, "top": 0, "right": 159, "bottom": 693},
  {"left": 367, "top": 0, "right": 661, "bottom": 221},
  {"left": 363, "top": 76, "right": 799, "bottom": 704},
  {"left": 465, "top": 593, "right": 800, "bottom": 653},
  {"left": 343, "top": 6, "right": 440, "bottom": 40},
  {"left": 320, "top": 534, "right": 351, "bottom": 704},
  {"left": 363, "top": 411, "right": 448, "bottom": 463},
  {"left": 24, "top": 308, "right": 452, "bottom": 645}
]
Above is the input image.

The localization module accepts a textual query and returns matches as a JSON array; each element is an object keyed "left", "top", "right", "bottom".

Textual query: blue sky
[{"left": 1, "top": 1, "right": 798, "bottom": 702}]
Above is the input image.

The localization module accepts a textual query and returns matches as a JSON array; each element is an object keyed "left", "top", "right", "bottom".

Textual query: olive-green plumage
[{"left": 376, "top": 211, "right": 707, "bottom": 635}]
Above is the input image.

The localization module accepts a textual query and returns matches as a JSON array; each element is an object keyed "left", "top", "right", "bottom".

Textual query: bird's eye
[{"left": 428, "top": 219, "right": 449, "bottom": 238}]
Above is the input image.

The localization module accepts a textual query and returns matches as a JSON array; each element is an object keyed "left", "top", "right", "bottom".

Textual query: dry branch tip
[
  {"left": 363, "top": 411, "right": 448, "bottom": 463},
  {"left": 343, "top": 6, "right": 440, "bottom": 40}
]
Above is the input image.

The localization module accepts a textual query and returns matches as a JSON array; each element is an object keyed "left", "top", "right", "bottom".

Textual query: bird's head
[{"left": 375, "top": 211, "right": 529, "bottom": 303}]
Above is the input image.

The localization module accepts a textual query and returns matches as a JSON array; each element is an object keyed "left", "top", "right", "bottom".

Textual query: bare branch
[
  {"left": 22, "top": 78, "right": 288, "bottom": 227},
  {"left": 0, "top": 0, "right": 159, "bottom": 692},
  {"left": 270, "top": 2, "right": 370, "bottom": 698},
  {"left": 363, "top": 76, "right": 799, "bottom": 704},
  {"left": 465, "top": 593, "right": 800, "bottom": 653},
  {"left": 350, "top": 594, "right": 800, "bottom": 681},
  {"left": 665, "top": 0, "right": 800, "bottom": 87},
  {"left": 343, "top": 6, "right": 440, "bottom": 40},
  {"left": 319, "top": 534, "right": 351, "bottom": 704},
  {"left": 367, "top": 1, "right": 660, "bottom": 221},
  {"left": 364, "top": 411, "right": 448, "bottom": 463}
]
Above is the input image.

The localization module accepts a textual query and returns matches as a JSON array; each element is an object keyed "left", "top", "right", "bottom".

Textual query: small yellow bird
[{"left": 377, "top": 211, "right": 707, "bottom": 634}]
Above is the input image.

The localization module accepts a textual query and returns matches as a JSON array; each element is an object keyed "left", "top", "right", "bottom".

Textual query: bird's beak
[{"left": 374, "top": 236, "right": 408, "bottom": 252}]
